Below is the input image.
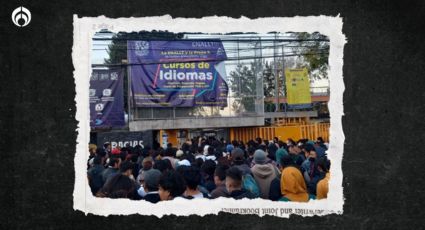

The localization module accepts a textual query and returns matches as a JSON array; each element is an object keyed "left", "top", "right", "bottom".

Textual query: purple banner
[
  {"left": 127, "top": 40, "right": 228, "bottom": 107},
  {"left": 90, "top": 68, "right": 125, "bottom": 129}
]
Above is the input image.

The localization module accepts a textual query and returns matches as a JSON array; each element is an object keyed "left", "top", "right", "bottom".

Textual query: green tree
[
  {"left": 262, "top": 61, "right": 275, "bottom": 98},
  {"left": 229, "top": 59, "right": 288, "bottom": 113},
  {"left": 228, "top": 60, "right": 262, "bottom": 114},
  {"left": 289, "top": 32, "right": 330, "bottom": 81},
  {"left": 262, "top": 32, "right": 329, "bottom": 112}
]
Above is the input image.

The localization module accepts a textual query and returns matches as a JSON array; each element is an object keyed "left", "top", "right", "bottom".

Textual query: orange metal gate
[{"left": 230, "top": 123, "right": 329, "bottom": 143}]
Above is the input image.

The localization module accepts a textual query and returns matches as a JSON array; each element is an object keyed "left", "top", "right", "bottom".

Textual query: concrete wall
[{"left": 130, "top": 116, "right": 265, "bottom": 131}]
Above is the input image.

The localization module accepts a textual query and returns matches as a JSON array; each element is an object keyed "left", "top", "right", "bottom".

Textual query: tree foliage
[
  {"left": 228, "top": 61, "right": 261, "bottom": 114},
  {"left": 289, "top": 32, "right": 330, "bottom": 81}
]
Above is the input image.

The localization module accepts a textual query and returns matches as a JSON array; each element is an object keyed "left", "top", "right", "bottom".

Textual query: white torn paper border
[{"left": 72, "top": 15, "right": 346, "bottom": 218}]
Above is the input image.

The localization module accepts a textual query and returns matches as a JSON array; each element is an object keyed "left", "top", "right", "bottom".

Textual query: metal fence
[
  {"left": 230, "top": 122, "right": 330, "bottom": 143},
  {"left": 120, "top": 33, "right": 329, "bottom": 121}
]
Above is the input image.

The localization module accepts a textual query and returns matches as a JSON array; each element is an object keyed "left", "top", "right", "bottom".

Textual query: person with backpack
[
  {"left": 228, "top": 147, "right": 261, "bottom": 198},
  {"left": 225, "top": 167, "right": 257, "bottom": 199},
  {"left": 251, "top": 149, "right": 280, "bottom": 199}
]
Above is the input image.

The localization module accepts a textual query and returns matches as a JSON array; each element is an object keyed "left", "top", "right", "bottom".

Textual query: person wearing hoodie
[
  {"left": 316, "top": 157, "right": 330, "bottom": 199},
  {"left": 279, "top": 155, "right": 313, "bottom": 202},
  {"left": 205, "top": 146, "right": 217, "bottom": 163},
  {"left": 275, "top": 141, "right": 289, "bottom": 168},
  {"left": 288, "top": 144, "right": 305, "bottom": 166},
  {"left": 225, "top": 166, "right": 256, "bottom": 199},
  {"left": 316, "top": 137, "right": 328, "bottom": 150},
  {"left": 305, "top": 140, "right": 326, "bottom": 158},
  {"left": 300, "top": 143, "right": 314, "bottom": 163},
  {"left": 301, "top": 149, "right": 321, "bottom": 195},
  {"left": 230, "top": 148, "right": 251, "bottom": 176},
  {"left": 251, "top": 149, "right": 280, "bottom": 199},
  {"left": 313, "top": 142, "right": 327, "bottom": 158}
]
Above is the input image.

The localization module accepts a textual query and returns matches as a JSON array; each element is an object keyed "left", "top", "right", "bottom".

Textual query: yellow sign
[{"left": 285, "top": 68, "right": 311, "bottom": 105}]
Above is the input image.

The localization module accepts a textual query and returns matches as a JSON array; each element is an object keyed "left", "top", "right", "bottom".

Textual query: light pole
[{"left": 274, "top": 33, "right": 279, "bottom": 112}]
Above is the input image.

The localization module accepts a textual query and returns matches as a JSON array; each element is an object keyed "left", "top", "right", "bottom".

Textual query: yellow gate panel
[
  {"left": 229, "top": 123, "right": 329, "bottom": 143},
  {"left": 274, "top": 126, "right": 302, "bottom": 141}
]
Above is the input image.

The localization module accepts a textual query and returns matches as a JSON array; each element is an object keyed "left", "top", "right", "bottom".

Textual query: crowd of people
[{"left": 87, "top": 136, "right": 331, "bottom": 203}]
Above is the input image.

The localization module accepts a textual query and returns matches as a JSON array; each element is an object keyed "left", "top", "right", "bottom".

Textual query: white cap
[{"left": 176, "top": 149, "right": 184, "bottom": 157}]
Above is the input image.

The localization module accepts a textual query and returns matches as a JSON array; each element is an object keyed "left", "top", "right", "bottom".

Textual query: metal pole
[
  {"left": 281, "top": 44, "right": 286, "bottom": 114},
  {"left": 125, "top": 60, "right": 132, "bottom": 130},
  {"left": 237, "top": 39, "right": 241, "bottom": 98},
  {"left": 258, "top": 37, "right": 264, "bottom": 115},
  {"left": 274, "top": 33, "right": 279, "bottom": 112}
]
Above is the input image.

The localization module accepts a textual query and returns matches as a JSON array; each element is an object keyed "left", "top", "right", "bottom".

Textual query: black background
[{"left": 1, "top": 0, "right": 425, "bottom": 229}]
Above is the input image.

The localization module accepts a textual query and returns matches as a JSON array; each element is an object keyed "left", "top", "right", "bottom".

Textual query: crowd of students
[{"left": 87, "top": 136, "right": 331, "bottom": 203}]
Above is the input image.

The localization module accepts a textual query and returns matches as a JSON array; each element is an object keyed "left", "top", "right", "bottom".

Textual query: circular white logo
[
  {"left": 103, "top": 89, "right": 112, "bottom": 97},
  {"left": 135, "top": 41, "right": 149, "bottom": 56},
  {"left": 12, "top": 6, "right": 31, "bottom": 27},
  {"left": 95, "top": 103, "right": 104, "bottom": 112}
]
